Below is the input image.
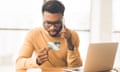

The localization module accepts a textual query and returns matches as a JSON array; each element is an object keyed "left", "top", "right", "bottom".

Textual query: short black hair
[{"left": 42, "top": 0, "right": 65, "bottom": 16}]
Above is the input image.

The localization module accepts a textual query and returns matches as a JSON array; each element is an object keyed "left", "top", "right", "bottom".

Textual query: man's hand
[
  {"left": 36, "top": 48, "right": 48, "bottom": 65},
  {"left": 61, "top": 28, "right": 74, "bottom": 51}
]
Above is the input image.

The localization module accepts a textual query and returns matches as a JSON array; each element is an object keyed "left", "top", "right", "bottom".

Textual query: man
[{"left": 16, "top": 0, "right": 82, "bottom": 71}]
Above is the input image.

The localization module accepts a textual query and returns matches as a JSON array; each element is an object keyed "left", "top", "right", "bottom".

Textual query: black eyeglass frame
[{"left": 43, "top": 21, "right": 62, "bottom": 27}]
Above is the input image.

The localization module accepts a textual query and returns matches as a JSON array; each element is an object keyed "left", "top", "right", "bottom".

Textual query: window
[
  {"left": 112, "top": 0, "right": 120, "bottom": 40},
  {"left": 112, "top": 0, "right": 120, "bottom": 67}
]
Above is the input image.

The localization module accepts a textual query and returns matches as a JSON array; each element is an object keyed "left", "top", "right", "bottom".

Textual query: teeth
[{"left": 50, "top": 31, "right": 56, "bottom": 35}]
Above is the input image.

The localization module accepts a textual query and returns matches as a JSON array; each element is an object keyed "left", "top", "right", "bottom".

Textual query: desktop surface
[{"left": 21, "top": 67, "right": 120, "bottom": 72}]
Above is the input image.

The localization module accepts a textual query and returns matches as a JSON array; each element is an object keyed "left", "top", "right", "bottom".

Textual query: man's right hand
[{"left": 36, "top": 48, "right": 48, "bottom": 65}]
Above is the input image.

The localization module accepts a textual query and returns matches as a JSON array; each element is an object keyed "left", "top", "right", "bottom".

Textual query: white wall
[{"left": 90, "top": 0, "right": 112, "bottom": 42}]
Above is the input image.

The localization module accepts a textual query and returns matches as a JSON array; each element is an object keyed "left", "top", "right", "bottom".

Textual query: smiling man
[{"left": 16, "top": 0, "right": 82, "bottom": 71}]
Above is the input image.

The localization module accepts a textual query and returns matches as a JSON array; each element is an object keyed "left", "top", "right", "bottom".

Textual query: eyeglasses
[{"left": 44, "top": 21, "right": 62, "bottom": 27}]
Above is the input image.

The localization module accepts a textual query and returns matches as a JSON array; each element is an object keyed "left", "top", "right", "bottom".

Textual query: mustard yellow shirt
[{"left": 16, "top": 27, "right": 82, "bottom": 71}]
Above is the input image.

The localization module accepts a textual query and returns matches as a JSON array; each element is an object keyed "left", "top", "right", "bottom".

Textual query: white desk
[{"left": 26, "top": 67, "right": 120, "bottom": 72}]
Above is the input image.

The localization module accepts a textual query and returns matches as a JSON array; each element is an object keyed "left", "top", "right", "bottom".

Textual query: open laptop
[{"left": 83, "top": 42, "right": 118, "bottom": 72}]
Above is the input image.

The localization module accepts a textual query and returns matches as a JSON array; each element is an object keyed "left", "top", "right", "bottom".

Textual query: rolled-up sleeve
[
  {"left": 16, "top": 30, "right": 39, "bottom": 70},
  {"left": 67, "top": 31, "right": 82, "bottom": 67}
]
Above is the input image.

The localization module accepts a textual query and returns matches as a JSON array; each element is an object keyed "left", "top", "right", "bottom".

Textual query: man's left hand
[{"left": 61, "top": 28, "right": 74, "bottom": 50}]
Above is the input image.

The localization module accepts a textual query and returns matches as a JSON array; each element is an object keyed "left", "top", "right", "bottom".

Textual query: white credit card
[{"left": 48, "top": 42, "right": 60, "bottom": 50}]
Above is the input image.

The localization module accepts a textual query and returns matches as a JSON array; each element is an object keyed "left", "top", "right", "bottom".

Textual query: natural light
[{"left": 0, "top": 0, "right": 120, "bottom": 72}]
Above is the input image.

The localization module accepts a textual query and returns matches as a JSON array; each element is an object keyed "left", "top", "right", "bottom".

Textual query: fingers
[
  {"left": 36, "top": 48, "right": 49, "bottom": 65},
  {"left": 60, "top": 28, "right": 74, "bottom": 50},
  {"left": 37, "top": 54, "right": 48, "bottom": 64},
  {"left": 38, "top": 54, "right": 48, "bottom": 60},
  {"left": 61, "top": 29, "right": 71, "bottom": 39}
]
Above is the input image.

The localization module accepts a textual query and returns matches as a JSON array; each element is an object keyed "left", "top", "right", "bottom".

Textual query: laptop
[{"left": 83, "top": 42, "right": 118, "bottom": 72}]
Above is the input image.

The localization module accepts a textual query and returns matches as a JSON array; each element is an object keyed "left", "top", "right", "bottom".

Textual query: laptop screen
[{"left": 84, "top": 42, "right": 118, "bottom": 72}]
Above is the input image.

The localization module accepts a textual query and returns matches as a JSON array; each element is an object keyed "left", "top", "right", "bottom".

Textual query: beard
[{"left": 48, "top": 26, "right": 62, "bottom": 37}]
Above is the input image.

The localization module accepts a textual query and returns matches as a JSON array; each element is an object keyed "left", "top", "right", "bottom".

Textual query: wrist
[
  {"left": 36, "top": 58, "right": 41, "bottom": 65},
  {"left": 69, "top": 45, "right": 74, "bottom": 51},
  {"left": 67, "top": 40, "right": 74, "bottom": 51}
]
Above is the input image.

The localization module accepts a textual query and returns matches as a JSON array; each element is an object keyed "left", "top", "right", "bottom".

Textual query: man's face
[{"left": 43, "top": 11, "right": 63, "bottom": 37}]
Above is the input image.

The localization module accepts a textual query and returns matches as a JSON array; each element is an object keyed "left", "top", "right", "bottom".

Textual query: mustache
[
  {"left": 48, "top": 29, "right": 59, "bottom": 32},
  {"left": 47, "top": 26, "right": 62, "bottom": 33}
]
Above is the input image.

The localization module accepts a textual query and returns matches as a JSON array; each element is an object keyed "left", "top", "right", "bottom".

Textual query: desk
[
  {"left": 17, "top": 67, "right": 120, "bottom": 72},
  {"left": 17, "top": 68, "right": 64, "bottom": 72}
]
